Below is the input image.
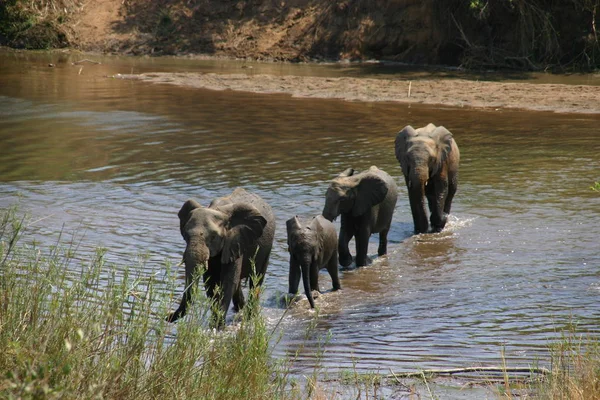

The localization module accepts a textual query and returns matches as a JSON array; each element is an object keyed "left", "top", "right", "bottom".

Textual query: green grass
[{"left": 0, "top": 207, "right": 300, "bottom": 399}]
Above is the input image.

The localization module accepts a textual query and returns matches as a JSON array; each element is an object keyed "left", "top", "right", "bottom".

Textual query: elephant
[
  {"left": 167, "top": 188, "right": 275, "bottom": 326},
  {"left": 286, "top": 215, "right": 341, "bottom": 308},
  {"left": 394, "top": 123, "right": 460, "bottom": 234},
  {"left": 322, "top": 166, "right": 398, "bottom": 267}
]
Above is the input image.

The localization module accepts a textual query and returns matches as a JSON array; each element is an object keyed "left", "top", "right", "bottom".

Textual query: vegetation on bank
[
  {"left": 0, "top": 0, "right": 81, "bottom": 49},
  {"left": 0, "top": 0, "right": 598, "bottom": 71},
  {"left": 1, "top": 206, "right": 600, "bottom": 399}
]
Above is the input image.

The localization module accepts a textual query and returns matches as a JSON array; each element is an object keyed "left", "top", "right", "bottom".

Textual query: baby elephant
[{"left": 286, "top": 215, "right": 341, "bottom": 308}]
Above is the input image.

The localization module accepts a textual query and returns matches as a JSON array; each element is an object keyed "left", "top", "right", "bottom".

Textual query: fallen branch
[
  {"left": 72, "top": 59, "right": 101, "bottom": 65},
  {"left": 386, "top": 366, "right": 550, "bottom": 379}
]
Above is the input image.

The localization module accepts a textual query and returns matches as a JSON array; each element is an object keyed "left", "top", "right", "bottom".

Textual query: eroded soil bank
[{"left": 116, "top": 71, "right": 600, "bottom": 114}]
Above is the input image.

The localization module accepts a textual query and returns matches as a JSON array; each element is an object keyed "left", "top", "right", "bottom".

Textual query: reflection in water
[{"left": 1, "top": 50, "right": 600, "bottom": 377}]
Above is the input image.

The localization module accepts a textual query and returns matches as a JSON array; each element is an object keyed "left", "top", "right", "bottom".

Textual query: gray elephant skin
[
  {"left": 167, "top": 188, "right": 275, "bottom": 326},
  {"left": 286, "top": 215, "right": 341, "bottom": 308},
  {"left": 322, "top": 166, "right": 398, "bottom": 267},
  {"left": 395, "top": 123, "right": 460, "bottom": 234}
]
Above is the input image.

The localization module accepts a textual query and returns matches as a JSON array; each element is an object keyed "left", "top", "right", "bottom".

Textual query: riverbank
[
  {"left": 116, "top": 71, "right": 600, "bottom": 115},
  {"left": 1, "top": 0, "right": 599, "bottom": 71}
]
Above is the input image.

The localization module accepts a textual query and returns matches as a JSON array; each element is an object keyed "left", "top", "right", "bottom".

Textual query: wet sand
[{"left": 117, "top": 71, "right": 600, "bottom": 114}]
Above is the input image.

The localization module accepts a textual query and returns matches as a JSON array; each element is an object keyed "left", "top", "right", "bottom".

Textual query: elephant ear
[
  {"left": 220, "top": 204, "right": 267, "bottom": 265},
  {"left": 352, "top": 175, "right": 389, "bottom": 217},
  {"left": 395, "top": 125, "right": 418, "bottom": 173},
  {"left": 338, "top": 168, "right": 355, "bottom": 177},
  {"left": 431, "top": 126, "right": 455, "bottom": 165},
  {"left": 309, "top": 216, "right": 325, "bottom": 255},
  {"left": 178, "top": 199, "right": 202, "bottom": 240}
]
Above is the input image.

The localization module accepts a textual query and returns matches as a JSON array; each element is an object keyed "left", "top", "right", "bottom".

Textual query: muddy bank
[{"left": 116, "top": 72, "right": 600, "bottom": 114}]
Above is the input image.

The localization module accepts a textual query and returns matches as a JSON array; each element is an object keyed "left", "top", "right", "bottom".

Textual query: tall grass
[
  {"left": 0, "top": 207, "right": 298, "bottom": 399},
  {"left": 539, "top": 330, "right": 600, "bottom": 399}
]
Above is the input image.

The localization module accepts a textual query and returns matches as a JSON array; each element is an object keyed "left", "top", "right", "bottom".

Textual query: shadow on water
[{"left": 1, "top": 49, "right": 600, "bottom": 384}]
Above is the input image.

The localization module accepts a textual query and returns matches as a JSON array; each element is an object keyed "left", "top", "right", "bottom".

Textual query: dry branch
[{"left": 386, "top": 366, "right": 550, "bottom": 379}]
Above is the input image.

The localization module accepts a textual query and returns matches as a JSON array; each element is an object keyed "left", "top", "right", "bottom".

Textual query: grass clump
[
  {"left": 0, "top": 207, "right": 295, "bottom": 399},
  {"left": 539, "top": 331, "right": 600, "bottom": 399}
]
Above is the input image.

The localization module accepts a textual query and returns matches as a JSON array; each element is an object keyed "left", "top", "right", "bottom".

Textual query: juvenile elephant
[
  {"left": 322, "top": 166, "right": 398, "bottom": 267},
  {"left": 167, "top": 188, "right": 275, "bottom": 326},
  {"left": 395, "top": 123, "right": 460, "bottom": 234},
  {"left": 286, "top": 215, "right": 341, "bottom": 308}
]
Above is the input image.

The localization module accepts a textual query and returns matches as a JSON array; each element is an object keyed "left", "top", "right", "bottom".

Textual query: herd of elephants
[{"left": 166, "top": 123, "right": 460, "bottom": 326}]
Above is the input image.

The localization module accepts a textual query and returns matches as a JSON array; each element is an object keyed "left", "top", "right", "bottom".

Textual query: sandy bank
[{"left": 116, "top": 72, "right": 600, "bottom": 114}]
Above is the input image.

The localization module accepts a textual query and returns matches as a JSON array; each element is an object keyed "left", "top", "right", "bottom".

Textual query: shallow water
[{"left": 1, "top": 49, "right": 599, "bottom": 380}]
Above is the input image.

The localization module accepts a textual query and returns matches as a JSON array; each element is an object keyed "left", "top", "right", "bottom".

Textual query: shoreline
[{"left": 116, "top": 71, "right": 600, "bottom": 114}]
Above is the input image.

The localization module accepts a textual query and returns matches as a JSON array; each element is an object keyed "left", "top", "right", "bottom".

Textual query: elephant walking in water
[
  {"left": 167, "top": 188, "right": 275, "bottom": 327},
  {"left": 322, "top": 166, "right": 398, "bottom": 268},
  {"left": 395, "top": 123, "right": 460, "bottom": 234},
  {"left": 286, "top": 215, "right": 341, "bottom": 308}
]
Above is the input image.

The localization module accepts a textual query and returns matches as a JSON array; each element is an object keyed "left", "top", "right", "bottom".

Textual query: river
[{"left": 1, "top": 48, "right": 599, "bottom": 392}]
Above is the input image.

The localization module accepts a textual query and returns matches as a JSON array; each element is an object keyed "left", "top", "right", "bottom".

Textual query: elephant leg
[
  {"left": 215, "top": 257, "right": 243, "bottom": 325},
  {"left": 288, "top": 256, "right": 301, "bottom": 295},
  {"left": 354, "top": 223, "right": 371, "bottom": 267},
  {"left": 427, "top": 174, "right": 449, "bottom": 232},
  {"left": 202, "top": 257, "right": 223, "bottom": 307},
  {"left": 444, "top": 171, "right": 458, "bottom": 215},
  {"left": 327, "top": 249, "right": 341, "bottom": 291},
  {"left": 232, "top": 282, "right": 245, "bottom": 313},
  {"left": 338, "top": 215, "right": 354, "bottom": 267},
  {"left": 378, "top": 227, "right": 389, "bottom": 256},
  {"left": 250, "top": 253, "right": 269, "bottom": 289},
  {"left": 309, "top": 260, "right": 320, "bottom": 292}
]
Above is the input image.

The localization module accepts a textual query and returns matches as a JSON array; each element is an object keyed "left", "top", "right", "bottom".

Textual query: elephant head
[
  {"left": 168, "top": 199, "right": 267, "bottom": 323},
  {"left": 179, "top": 199, "right": 267, "bottom": 270},
  {"left": 322, "top": 167, "right": 389, "bottom": 222},
  {"left": 286, "top": 216, "right": 321, "bottom": 308}
]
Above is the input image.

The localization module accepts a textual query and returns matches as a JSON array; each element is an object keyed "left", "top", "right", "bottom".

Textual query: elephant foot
[
  {"left": 283, "top": 292, "right": 302, "bottom": 306},
  {"left": 355, "top": 257, "right": 372, "bottom": 268},
  {"left": 339, "top": 253, "right": 353, "bottom": 267},
  {"left": 209, "top": 317, "right": 226, "bottom": 331}
]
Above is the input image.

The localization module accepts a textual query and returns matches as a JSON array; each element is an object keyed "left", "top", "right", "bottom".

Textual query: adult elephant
[
  {"left": 322, "top": 166, "right": 398, "bottom": 267},
  {"left": 395, "top": 123, "right": 460, "bottom": 234},
  {"left": 286, "top": 215, "right": 341, "bottom": 308},
  {"left": 167, "top": 188, "right": 275, "bottom": 326}
]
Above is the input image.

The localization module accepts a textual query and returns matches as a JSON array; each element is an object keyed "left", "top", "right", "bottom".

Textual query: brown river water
[{"left": 1, "top": 49, "right": 599, "bottom": 385}]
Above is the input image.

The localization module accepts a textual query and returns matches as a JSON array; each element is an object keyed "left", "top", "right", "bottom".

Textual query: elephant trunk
[
  {"left": 322, "top": 204, "right": 337, "bottom": 222},
  {"left": 167, "top": 236, "right": 209, "bottom": 323},
  {"left": 408, "top": 169, "right": 429, "bottom": 234},
  {"left": 301, "top": 260, "right": 315, "bottom": 309},
  {"left": 322, "top": 190, "right": 339, "bottom": 222}
]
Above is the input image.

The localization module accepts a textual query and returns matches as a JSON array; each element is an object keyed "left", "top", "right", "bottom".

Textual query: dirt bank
[
  {"left": 2, "top": 0, "right": 598, "bottom": 70},
  {"left": 116, "top": 71, "right": 600, "bottom": 114}
]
